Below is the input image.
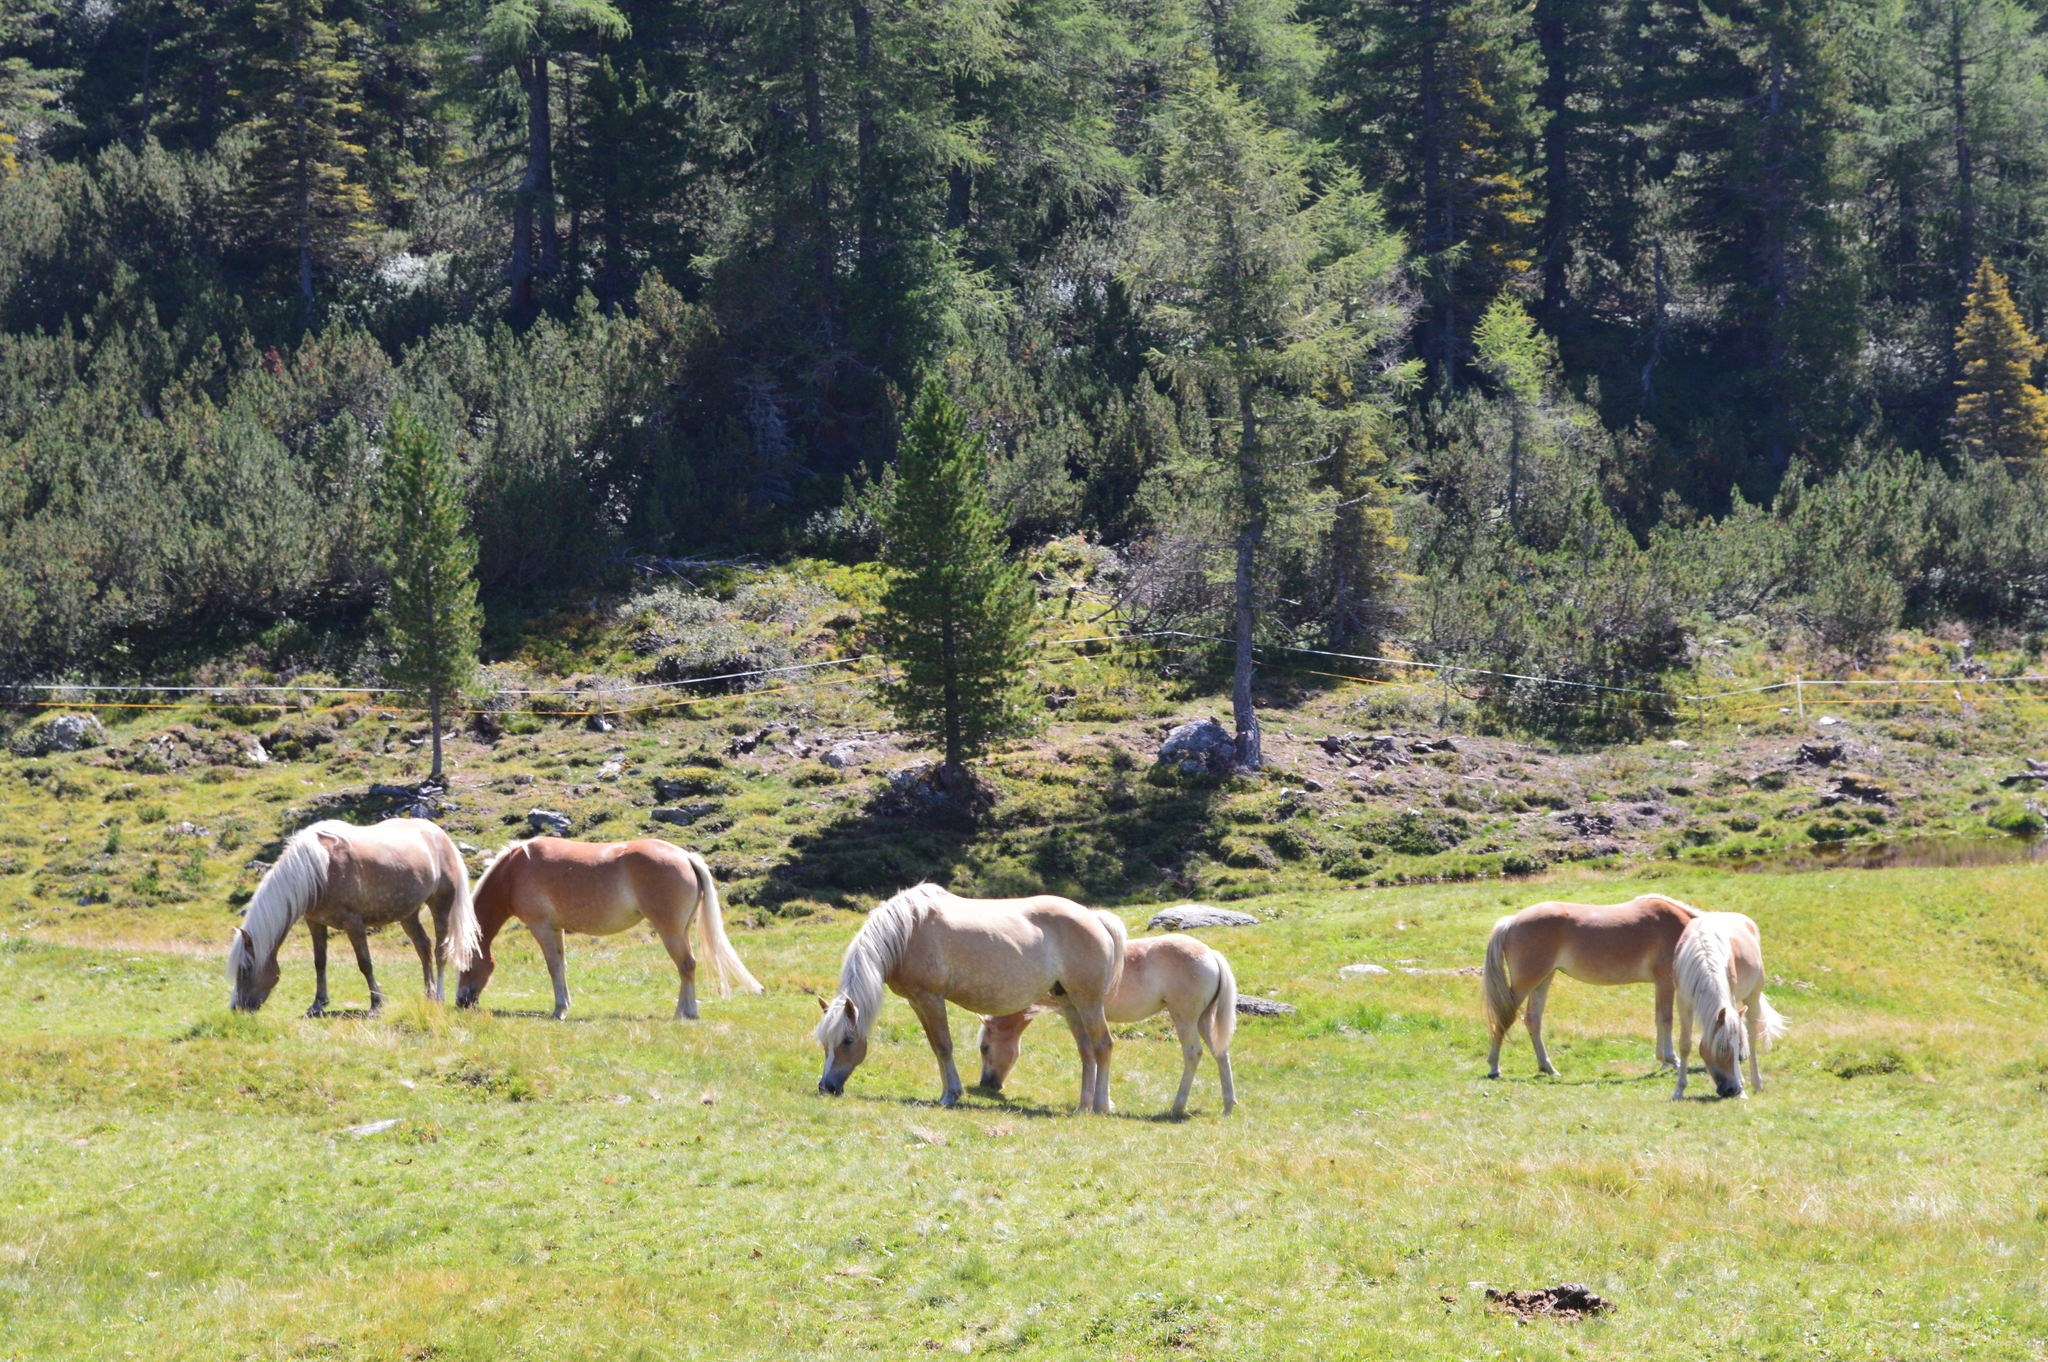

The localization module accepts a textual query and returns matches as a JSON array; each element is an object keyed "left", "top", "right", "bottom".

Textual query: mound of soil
[{"left": 1484, "top": 1284, "right": 1613, "bottom": 1321}]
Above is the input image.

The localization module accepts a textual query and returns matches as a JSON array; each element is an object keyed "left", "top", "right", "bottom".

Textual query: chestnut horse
[
  {"left": 1672, "top": 911, "right": 1785, "bottom": 1100},
  {"left": 814, "top": 884, "right": 1126, "bottom": 1112},
  {"left": 975, "top": 928, "right": 1238, "bottom": 1115},
  {"left": 455, "top": 836, "right": 762, "bottom": 1019},
  {"left": 1483, "top": 894, "right": 1700, "bottom": 1078},
  {"left": 228, "top": 818, "right": 481, "bottom": 1015}
]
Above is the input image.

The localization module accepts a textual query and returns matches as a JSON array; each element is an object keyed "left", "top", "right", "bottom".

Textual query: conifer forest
[{"left": 4, "top": 0, "right": 2048, "bottom": 689}]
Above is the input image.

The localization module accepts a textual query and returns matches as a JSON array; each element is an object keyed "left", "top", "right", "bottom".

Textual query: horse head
[
  {"left": 228, "top": 925, "right": 280, "bottom": 1012},
  {"left": 815, "top": 996, "right": 868, "bottom": 1095},
  {"left": 454, "top": 949, "right": 495, "bottom": 1009},
  {"left": 1701, "top": 1004, "right": 1747, "bottom": 1099},
  {"left": 975, "top": 1007, "right": 1051, "bottom": 1091}
]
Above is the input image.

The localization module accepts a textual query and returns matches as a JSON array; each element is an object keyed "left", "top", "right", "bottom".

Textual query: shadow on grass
[{"left": 758, "top": 759, "right": 1236, "bottom": 909}]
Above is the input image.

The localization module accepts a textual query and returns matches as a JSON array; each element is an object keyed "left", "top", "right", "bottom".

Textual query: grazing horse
[
  {"left": 975, "top": 928, "right": 1238, "bottom": 1115},
  {"left": 814, "top": 884, "right": 1126, "bottom": 1112},
  {"left": 1671, "top": 911, "right": 1785, "bottom": 1100},
  {"left": 1483, "top": 895, "right": 1700, "bottom": 1078},
  {"left": 454, "top": 836, "right": 762, "bottom": 1019},
  {"left": 228, "top": 818, "right": 481, "bottom": 1015}
]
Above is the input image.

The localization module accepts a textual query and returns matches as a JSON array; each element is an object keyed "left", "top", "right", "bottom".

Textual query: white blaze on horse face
[
  {"left": 817, "top": 999, "right": 867, "bottom": 1095},
  {"left": 1704, "top": 1005, "right": 1746, "bottom": 1097}
]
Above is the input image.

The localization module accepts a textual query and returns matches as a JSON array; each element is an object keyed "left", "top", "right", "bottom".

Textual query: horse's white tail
[
  {"left": 1754, "top": 993, "right": 1786, "bottom": 1050},
  {"left": 1482, "top": 913, "right": 1520, "bottom": 1041},
  {"left": 1200, "top": 950, "right": 1238, "bottom": 1059},
  {"left": 688, "top": 851, "right": 763, "bottom": 997},
  {"left": 441, "top": 848, "right": 482, "bottom": 971}
]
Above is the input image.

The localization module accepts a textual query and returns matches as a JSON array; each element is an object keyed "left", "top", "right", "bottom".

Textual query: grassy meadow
[{"left": 1, "top": 860, "right": 2045, "bottom": 1360}]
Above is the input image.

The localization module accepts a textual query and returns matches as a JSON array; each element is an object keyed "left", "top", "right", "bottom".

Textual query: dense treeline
[{"left": 2, "top": 0, "right": 2047, "bottom": 689}]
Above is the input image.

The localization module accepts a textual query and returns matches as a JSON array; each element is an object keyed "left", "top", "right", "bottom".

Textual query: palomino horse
[
  {"left": 1671, "top": 911, "right": 1785, "bottom": 1100},
  {"left": 228, "top": 818, "right": 481, "bottom": 1015},
  {"left": 814, "top": 884, "right": 1126, "bottom": 1112},
  {"left": 975, "top": 928, "right": 1238, "bottom": 1115},
  {"left": 1483, "top": 894, "right": 1700, "bottom": 1078},
  {"left": 454, "top": 837, "right": 762, "bottom": 1019}
]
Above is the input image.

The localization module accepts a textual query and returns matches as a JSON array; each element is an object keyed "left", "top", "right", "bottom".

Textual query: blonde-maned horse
[
  {"left": 228, "top": 818, "right": 481, "bottom": 1015},
  {"left": 1671, "top": 911, "right": 1786, "bottom": 1100},
  {"left": 975, "top": 928, "right": 1238, "bottom": 1115},
  {"left": 814, "top": 884, "right": 1126, "bottom": 1112},
  {"left": 1483, "top": 894, "right": 1700, "bottom": 1078},
  {"left": 454, "top": 836, "right": 762, "bottom": 1019}
]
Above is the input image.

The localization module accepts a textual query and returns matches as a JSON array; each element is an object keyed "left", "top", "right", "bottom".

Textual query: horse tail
[
  {"left": 1754, "top": 993, "right": 1786, "bottom": 1050},
  {"left": 440, "top": 836, "right": 483, "bottom": 971},
  {"left": 1200, "top": 948, "right": 1238, "bottom": 1059},
  {"left": 1483, "top": 913, "right": 1520, "bottom": 1042},
  {"left": 688, "top": 851, "right": 763, "bottom": 997}
]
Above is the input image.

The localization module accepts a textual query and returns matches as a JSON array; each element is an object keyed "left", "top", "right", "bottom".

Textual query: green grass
[{"left": 1, "top": 863, "right": 2045, "bottom": 1359}]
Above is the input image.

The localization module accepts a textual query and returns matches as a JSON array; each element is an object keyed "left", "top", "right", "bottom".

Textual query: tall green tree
[
  {"left": 377, "top": 404, "right": 480, "bottom": 784},
  {"left": 1952, "top": 257, "right": 2048, "bottom": 472},
  {"left": 1127, "top": 63, "right": 1412, "bottom": 769},
  {"left": 878, "top": 379, "right": 1034, "bottom": 788},
  {"left": 238, "top": 0, "right": 373, "bottom": 320}
]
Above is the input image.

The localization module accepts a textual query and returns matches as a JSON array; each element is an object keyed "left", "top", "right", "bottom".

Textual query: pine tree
[
  {"left": 878, "top": 380, "right": 1035, "bottom": 787},
  {"left": 1127, "top": 63, "right": 1413, "bottom": 769},
  {"left": 377, "top": 406, "right": 480, "bottom": 784},
  {"left": 1952, "top": 257, "right": 2048, "bottom": 471},
  {"left": 237, "top": 0, "right": 373, "bottom": 321},
  {"left": 1472, "top": 293, "right": 1557, "bottom": 533}
]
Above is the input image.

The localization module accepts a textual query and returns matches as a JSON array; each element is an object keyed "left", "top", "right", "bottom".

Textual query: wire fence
[{"left": 3, "top": 627, "right": 2042, "bottom": 731}]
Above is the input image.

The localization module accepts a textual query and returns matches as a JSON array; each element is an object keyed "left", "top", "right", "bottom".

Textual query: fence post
[{"left": 1794, "top": 675, "right": 1804, "bottom": 718}]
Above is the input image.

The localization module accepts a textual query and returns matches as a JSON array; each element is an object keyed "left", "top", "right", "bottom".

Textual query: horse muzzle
[
  {"left": 977, "top": 1069, "right": 1003, "bottom": 1092},
  {"left": 817, "top": 1077, "right": 845, "bottom": 1096}
]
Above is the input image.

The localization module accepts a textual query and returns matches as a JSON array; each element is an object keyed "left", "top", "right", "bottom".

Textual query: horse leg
[
  {"left": 654, "top": 924, "right": 700, "bottom": 1021},
  {"left": 1744, "top": 997, "right": 1765, "bottom": 1092},
  {"left": 306, "top": 924, "right": 331, "bottom": 1018},
  {"left": 1654, "top": 971, "right": 1678, "bottom": 1068},
  {"left": 530, "top": 920, "right": 571, "bottom": 1020},
  {"left": 905, "top": 992, "right": 962, "bottom": 1107},
  {"left": 399, "top": 913, "right": 436, "bottom": 1003},
  {"left": 346, "top": 926, "right": 384, "bottom": 1015},
  {"left": 1524, "top": 977, "right": 1559, "bottom": 1076},
  {"left": 1671, "top": 1005, "right": 1692, "bottom": 1101},
  {"left": 1168, "top": 1012, "right": 1202, "bottom": 1117}
]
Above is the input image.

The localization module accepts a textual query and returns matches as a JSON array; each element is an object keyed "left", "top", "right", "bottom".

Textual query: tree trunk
[
  {"left": 1231, "top": 381, "right": 1263, "bottom": 771},
  {"left": 1535, "top": 0, "right": 1571, "bottom": 325},
  {"left": 798, "top": 0, "right": 833, "bottom": 328},
  {"left": 293, "top": 17, "right": 314, "bottom": 326},
  {"left": 1949, "top": 0, "right": 1974, "bottom": 290},
  {"left": 510, "top": 55, "right": 538, "bottom": 313},
  {"left": 853, "top": 0, "right": 878, "bottom": 268},
  {"left": 429, "top": 687, "right": 444, "bottom": 783},
  {"left": 1418, "top": 0, "right": 1452, "bottom": 388},
  {"left": 511, "top": 51, "right": 555, "bottom": 314}
]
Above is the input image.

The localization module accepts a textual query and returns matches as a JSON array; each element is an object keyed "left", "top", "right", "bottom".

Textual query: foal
[{"left": 976, "top": 929, "right": 1238, "bottom": 1115}]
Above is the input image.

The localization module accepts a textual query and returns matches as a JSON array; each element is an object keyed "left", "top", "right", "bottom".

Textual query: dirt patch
[{"left": 1484, "top": 1284, "right": 1613, "bottom": 1321}]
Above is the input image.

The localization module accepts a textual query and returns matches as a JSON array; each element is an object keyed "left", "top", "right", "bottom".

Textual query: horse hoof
[
  {"left": 940, "top": 1093, "right": 959, "bottom": 1109},
  {"left": 305, "top": 1005, "right": 326, "bottom": 1018}
]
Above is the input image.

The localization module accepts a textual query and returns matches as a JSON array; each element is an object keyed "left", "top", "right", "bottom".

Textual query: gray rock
[
  {"left": 822, "top": 741, "right": 875, "bottom": 769},
  {"left": 1399, "top": 965, "right": 1483, "bottom": 977},
  {"left": 10, "top": 712, "right": 107, "bottom": 756},
  {"left": 527, "top": 808, "right": 572, "bottom": 836},
  {"left": 1158, "top": 718, "right": 1236, "bottom": 774},
  {"left": 597, "top": 759, "right": 624, "bottom": 780},
  {"left": 1147, "top": 904, "right": 1261, "bottom": 931},
  {"left": 651, "top": 803, "right": 719, "bottom": 827},
  {"left": 1235, "top": 996, "right": 1297, "bottom": 1017},
  {"left": 1339, "top": 962, "right": 1390, "bottom": 978}
]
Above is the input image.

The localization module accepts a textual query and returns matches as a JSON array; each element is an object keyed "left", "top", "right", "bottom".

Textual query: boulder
[
  {"left": 822, "top": 741, "right": 876, "bottom": 769},
  {"left": 1147, "top": 904, "right": 1260, "bottom": 931},
  {"left": 1235, "top": 996, "right": 1296, "bottom": 1017},
  {"left": 1338, "top": 963, "right": 1390, "bottom": 979},
  {"left": 1555, "top": 809, "right": 1617, "bottom": 838},
  {"left": 527, "top": 808, "right": 572, "bottom": 836},
  {"left": 1409, "top": 736, "right": 1458, "bottom": 754},
  {"left": 1797, "top": 740, "right": 1843, "bottom": 766},
  {"left": 10, "top": 712, "right": 106, "bottom": 756},
  {"left": 1157, "top": 719, "right": 1236, "bottom": 775}
]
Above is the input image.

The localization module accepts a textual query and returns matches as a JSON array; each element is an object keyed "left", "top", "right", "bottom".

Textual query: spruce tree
[
  {"left": 377, "top": 406, "right": 480, "bottom": 785},
  {"left": 878, "top": 381, "right": 1034, "bottom": 789},
  {"left": 1952, "top": 257, "right": 2048, "bottom": 471}
]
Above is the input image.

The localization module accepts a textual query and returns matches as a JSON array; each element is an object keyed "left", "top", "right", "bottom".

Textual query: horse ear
[
  {"left": 844, "top": 999, "right": 857, "bottom": 1026},
  {"left": 817, "top": 995, "right": 828, "bottom": 1012}
]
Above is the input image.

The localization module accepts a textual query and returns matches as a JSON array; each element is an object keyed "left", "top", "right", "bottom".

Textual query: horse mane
[
  {"left": 1674, "top": 913, "right": 1741, "bottom": 1052},
  {"left": 814, "top": 883, "right": 941, "bottom": 1045},
  {"left": 228, "top": 819, "right": 341, "bottom": 979},
  {"left": 471, "top": 839, "right": 533, "bottom": 898}
]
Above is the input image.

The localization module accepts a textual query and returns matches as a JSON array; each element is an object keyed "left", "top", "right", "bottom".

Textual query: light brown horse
[
  {"left": 1672, "top": 911, "right": 1785, "bottom": 1100},
  {"left": 228, "top": 818, "right": 481, "bottom": 1015},
  {"left": 1483, "top": 894, "right": 1700, "bottom": 1078},
  {"left": 975, "top": 928, "right": 1238, "bottom": 1115},
  {"left": 814, "top": 884, "right": 1126, "bottom": 1112},
  {"left": 454, "top": 836, "right": 762, "bottom": 1019}
]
